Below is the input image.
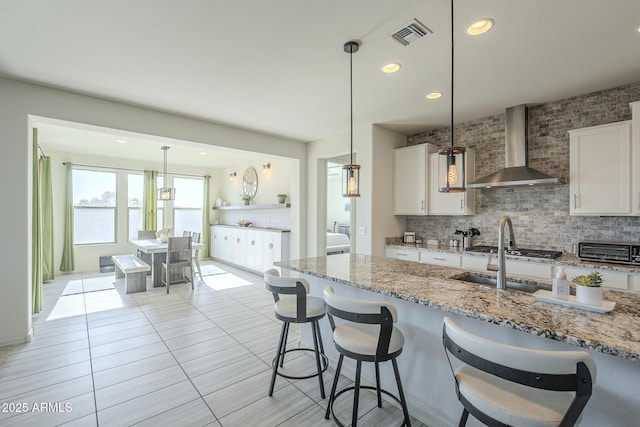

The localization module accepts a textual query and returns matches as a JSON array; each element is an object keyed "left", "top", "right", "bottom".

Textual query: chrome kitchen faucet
[{"left": 486, "top": 215, "right": 517, "bottom": 290}]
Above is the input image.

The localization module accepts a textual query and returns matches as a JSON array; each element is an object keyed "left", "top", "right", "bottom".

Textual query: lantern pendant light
[
  {"left": 438, "top": 0, "right": 466, "bottom": 193},
  {"left": 342, "top": 40, "right": 361, "bottom": 198},
  {"left": 157, "top": 146, "right": 176, "bottom": 200}
]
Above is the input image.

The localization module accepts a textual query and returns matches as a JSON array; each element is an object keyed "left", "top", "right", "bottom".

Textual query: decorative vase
[
  {"left": 576, "top": 285, "right": 603, "bottom": 306},
  {"left": 243, "top": 199, "right": 250, "bottom": 205},
  {"left": 277, "top": 196, "right": 286, "bottom": 204}
]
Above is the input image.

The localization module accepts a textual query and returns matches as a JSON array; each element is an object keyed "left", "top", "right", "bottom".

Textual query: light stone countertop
[
  {"left": 211, "top": 224, "right": 290, "bottom": 232},
  {"left": 277, "top": 253, "right": 640, "bottom": 361}
]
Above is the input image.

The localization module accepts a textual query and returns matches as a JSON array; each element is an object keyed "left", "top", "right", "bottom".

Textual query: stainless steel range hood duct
[{"left": 467, "top": 105, "right": 563, "bottom": 188}]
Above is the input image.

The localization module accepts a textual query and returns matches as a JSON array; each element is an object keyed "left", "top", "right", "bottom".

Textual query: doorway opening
[{"left": 326, "top": 155, "right": 354, "bottom": 255}]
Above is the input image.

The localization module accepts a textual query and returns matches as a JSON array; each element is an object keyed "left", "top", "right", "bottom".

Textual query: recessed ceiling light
[
  {"left": 116, "top": 139, "right": 127, "bottom": 144},
  {"left": 426, "top": 92, "right": 443, "bottom": 100},
  {"left": 467, "top": 18, "right": 494, "bottom": 36},
  {"left": 381, "top": 63, "right": 401, "bottom": 74},
  {"left": 200, "top": 152, "right": 207, "bottom": 155},
  {"left": 636, "top": 25, "right": 640, "bottom": 33}
]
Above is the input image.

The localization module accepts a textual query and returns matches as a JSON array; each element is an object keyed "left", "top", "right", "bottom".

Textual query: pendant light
[
  {"left": 157, "top": 146, "right": 176, "bottom": 200},
  {"left": 342, "top": 40, "right": 361, "bottom": 198},
  {"left": 438, "top": 0, "right": 466, "bottom": 193}
]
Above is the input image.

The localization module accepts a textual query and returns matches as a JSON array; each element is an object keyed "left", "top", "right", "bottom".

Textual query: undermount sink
[{"left": 449, "top": 272, "right": 551, "bottom": 294}]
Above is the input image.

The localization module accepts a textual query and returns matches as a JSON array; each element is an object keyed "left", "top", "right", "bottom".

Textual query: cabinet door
[
  {"left": 419, "top": 250, "right": 461, "bottom": 267},
  {"left": 569, "top": 121, "right": 632, "bottom": 215},
  {"left": 385, "top": 247, "right": 420, "bottom": 262},
  {"left": 231, "top": 228, "right": 246, "bottom": 267},
  {"left": 245, "top": 229, "right": 263, "bottom": 272},
  {"left": 262, "top": 231, "right": 283, "bottom": 273},
  {"left": 394, "top": 145, "right": 428, "bottom": 215},
  {"left": 212, "top": 226, "right": 232, "bottom": 262}
]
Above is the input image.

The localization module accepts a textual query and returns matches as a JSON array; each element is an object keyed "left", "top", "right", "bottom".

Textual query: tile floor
[{"left": 0, "top": 262, "right": 428, "bottom": 427}]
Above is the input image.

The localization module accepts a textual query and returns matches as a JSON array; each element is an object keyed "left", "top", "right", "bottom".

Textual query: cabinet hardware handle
[
  {"left": 251, "top": 240, "right": 255, "bottom": 246},
  {"left": 433, "top": 257, "right": 446, "bottom": 261},
  {"left": 237, "top": 238, "right": 240, "bottom": 243},
  {"left": 574, "top": 194, "right": 577, "bottom": 209},
  {"left": 398, "top": 253, "right": 407, "bottom": 257},
  {"left": 224, "top": 236, "right": 227, "bottom": 240},
  {"left": 421, "top": 200, "right": 425, "bottom": 212},
  {"left": 269, "top": 243, "right": 273, "bottom": 249},
  {"left": 460, "top": 199, "right": 463, "bottom": 210}
]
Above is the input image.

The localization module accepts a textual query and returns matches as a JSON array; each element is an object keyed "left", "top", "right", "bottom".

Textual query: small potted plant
[
  {"left": 572, "top": 271, "right": 603, "bottom": 306},
  {"left": 277, "top": 193, "right": 287, "bottom": 204},
  {"left": 240, "top": 193, "right": 253, "bottom": 205}
]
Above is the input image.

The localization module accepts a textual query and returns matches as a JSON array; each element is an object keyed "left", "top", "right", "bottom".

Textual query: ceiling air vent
[{"left": 391, "top": 19, "right": 432, "bottom": 47}]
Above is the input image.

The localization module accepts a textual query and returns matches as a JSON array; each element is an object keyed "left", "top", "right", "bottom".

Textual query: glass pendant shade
[
  {"left": 157, "top": 146, "right": 176, "bottom": 201},
  {"left": 342, "top": 164, "right": 360, "bottom": 197},
  {"left": 438, "top": 146, "right": 466, "bottom": 193}
]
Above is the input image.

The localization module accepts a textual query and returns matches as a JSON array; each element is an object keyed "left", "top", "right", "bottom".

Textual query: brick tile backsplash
[{"left": 404, "top": 81, "right": 640, "bottom": 252}]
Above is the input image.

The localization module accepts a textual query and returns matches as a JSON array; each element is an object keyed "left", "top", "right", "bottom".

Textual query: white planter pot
[{"left": 576, "top": 285, "right": 603, "bottom": 306}]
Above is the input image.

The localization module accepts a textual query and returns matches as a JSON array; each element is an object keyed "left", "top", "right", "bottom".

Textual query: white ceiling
[{"left": 2, "top": 0, "right": 640, "bottom": 166}]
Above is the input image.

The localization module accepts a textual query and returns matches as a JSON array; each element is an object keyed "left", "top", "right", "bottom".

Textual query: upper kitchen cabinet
[
  {"left": 394, "top": 144, "right": 437, "bottom": 215},
  {"left": 429, "top": 151, "right": 475, "bottom": 215},
  {"left": 569, "top": 120, "right": 634, "bottom": 215}
]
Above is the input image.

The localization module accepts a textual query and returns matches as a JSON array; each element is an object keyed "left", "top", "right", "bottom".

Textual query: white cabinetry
[
  {"left": 385, "top": 247, "right": 420, "bottom": 262},
  {"left": 419, "top": 250, "right": 461, "bottom": 268},
  {"left": 569, "top": 121, "right": 633, "bottom": 215},
  {"left": 462, "top": 255, "right": 553, "bottom": 280},
  {"left": 394, "top": 144, "right": 437, "bottom": 215},
  {"left": 429, "top": 151, "right": 476, "bottom": 215},
  {"left": 563, "top": 266, "right": 629, "bottom": 291},
  {"left": 211, "top": 226, "right": 289, "bottom": 273}
]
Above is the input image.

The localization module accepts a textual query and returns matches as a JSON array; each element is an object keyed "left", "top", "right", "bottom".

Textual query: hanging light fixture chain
[{"left": 450, "top": 0, "right": 454, "bottom": 148}]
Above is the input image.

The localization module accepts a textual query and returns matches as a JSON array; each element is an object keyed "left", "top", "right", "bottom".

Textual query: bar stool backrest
[
  {"left": 264, "top": 268, "right": 310, "bottom": 322},
  {"left": 442, "top": 317, "right": 596, "bottom": 426}
]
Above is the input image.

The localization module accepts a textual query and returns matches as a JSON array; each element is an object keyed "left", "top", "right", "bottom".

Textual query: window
[
  {"left": 73, "top": 169, "right": 116, "bottom": 244},
  {"left": 173, "top": 177, "right": 203, "bottom": 235},
  {"left": 128, "top": 174, "right": 143, "bottom": 241}
]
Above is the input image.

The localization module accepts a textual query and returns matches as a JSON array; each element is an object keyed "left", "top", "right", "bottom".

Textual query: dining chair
[
  {"left": 136, "top": 230, "right": 156, "bottom": 269},
  {"left": 191, "top": 231, "right": 204, "bottom": 282},
  {"left": 161, "top": 236, "right": 193, "bottom": 294}
]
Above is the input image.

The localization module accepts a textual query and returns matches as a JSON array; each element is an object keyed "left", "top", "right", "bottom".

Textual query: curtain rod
[{"left": 61, "top": 162, "right": 209, "bottom": 179}]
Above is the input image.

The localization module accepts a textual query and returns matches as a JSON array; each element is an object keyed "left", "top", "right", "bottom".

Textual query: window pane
[
  {"left": 157, "top": 208, "right": 164, "bottom": 231},
  {"left": 73, "top": 170, "right": 116, "bottom": 207},
  {"left": 128, "top": 174, "right": 143, "bottom": 207},
  {"left": 174, "top": 209, "right": 202, "bottom": 236},
  {"left": 174, "top": 178, "right": 203, "bottom": 208},
  {"left": 129, "top": 208, "right": 142, "bottom": 241},
  {"left": 73, "top": 208, "right": 115, "bottom": 244}
]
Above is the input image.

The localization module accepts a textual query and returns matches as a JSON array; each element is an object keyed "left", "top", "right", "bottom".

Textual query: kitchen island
[{"left": 277, "top": 254, "right": 640, "bottom": 427}]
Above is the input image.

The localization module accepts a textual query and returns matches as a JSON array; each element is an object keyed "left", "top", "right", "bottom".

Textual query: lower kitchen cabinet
[
  {"left": 211, "top": 225, "right": 289, "bottom": 274},
  {"left": 385, "top": 247, "right": 420, "bottom": 262},
  {"left": 462, "top": 254, "right": 553, "bottom": 280},
  {"left": 563, "top": 266, "right": 630, "bottom": 291},
  {"left": 419, "top": 250, "right": 461, "bottom": 268}
]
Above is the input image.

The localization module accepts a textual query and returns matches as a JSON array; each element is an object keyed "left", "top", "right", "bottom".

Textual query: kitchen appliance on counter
[
  {"left": 578, "top": 241, "right": 640, "bottom": 265},
  {"left": 466, "top": 245, "right": 563, "bottom": 260}
]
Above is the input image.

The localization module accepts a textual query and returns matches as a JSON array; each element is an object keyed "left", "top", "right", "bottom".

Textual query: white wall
[
  {"left": 327, "top": 174, "right": 350, "bottom": 231},
  {"left": 0, "top": 76, "right": 306, "bottom": 347},
  {"left": 306, "top": 124, "right": 406, "bottom": 257}
]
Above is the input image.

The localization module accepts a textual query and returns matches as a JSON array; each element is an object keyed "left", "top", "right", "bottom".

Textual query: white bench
[{"left": 112, "top": 255, "right": 151, "bottom": 294}]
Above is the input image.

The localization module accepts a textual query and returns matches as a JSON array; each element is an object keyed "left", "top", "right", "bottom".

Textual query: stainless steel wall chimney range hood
[{"left": 467, "top": 105, "right": 563, "bottom": 188}]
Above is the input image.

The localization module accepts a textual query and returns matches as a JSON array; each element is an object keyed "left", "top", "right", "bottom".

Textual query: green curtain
[
  {"left": 31, "top": 129, "right": 43, "bottom": 314},
  {"left": 202, "top": 175, "right": 211, "bottom": 258},
  {"left": 142, "top": 170, "right": 158, "bottom": 231},
  {"left": 40, "top": 155, "right": 55, "bottom": 282},
  {"left": 59, "top": 162, "right": 75, "bottom": 272}
]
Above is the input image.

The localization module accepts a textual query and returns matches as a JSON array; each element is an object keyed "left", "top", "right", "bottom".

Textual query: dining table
[{"left": 129, "top": 238, "right": 206, "bottom": 288}]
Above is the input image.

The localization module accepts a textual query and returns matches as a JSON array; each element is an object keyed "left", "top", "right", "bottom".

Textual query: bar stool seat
[
  {"left": 442, "top": 317, "right": 596, "bottom": 427},
  {"left": 264, "top": 269, "right": 328, "bottom": 399},
  {"left": 324, "top": 285, "right": 411, "bottom": 427}
]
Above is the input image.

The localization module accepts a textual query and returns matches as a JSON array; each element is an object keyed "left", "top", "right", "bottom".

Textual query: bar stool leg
[
  {"left": 458, "top": 409, "right": 469, "bottom": 427},
  {"left": 311, "top": 320, "right": 325, "bottom": 398},
  {"left": 374, "top": 361, "right": 382, "bottom": 407},
  {"left": 269, "top": 321, "right": 287, "bottom": 396},
  {"left": 325, "top": 354, "right": 344, "bottom": 420},
  {"left": 352, "top": 360, "right": 362, "bottom": 427},
  {"left": 280, "top": 322, "right": 290, "bottom": 368},
  {"left": 392, "top": 358, "right": 412, "bottom": 427}
]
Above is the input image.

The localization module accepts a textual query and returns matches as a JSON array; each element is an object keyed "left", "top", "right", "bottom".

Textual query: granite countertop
[
  {"left": 277, "top": 254, "right": 640, "bottom": 361},
  {"left": 386, "top": 242, "right": 640, "bottom": 274}
]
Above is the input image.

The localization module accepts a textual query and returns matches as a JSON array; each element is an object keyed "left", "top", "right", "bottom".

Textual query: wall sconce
[
  {"left": 262, "top": 163, "right": 271, "bottom": 174},
  {"left": 229, "top": 172, "right": 237, "bottom": 181}
]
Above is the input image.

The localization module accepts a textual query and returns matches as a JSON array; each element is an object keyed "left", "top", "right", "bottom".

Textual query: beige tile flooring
[{"left": 0, "top": 262, "right": 428, "bottom": 427}]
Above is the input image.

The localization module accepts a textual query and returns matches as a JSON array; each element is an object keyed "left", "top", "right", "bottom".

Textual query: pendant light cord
[
  {"left": 350, "top": 46, "right": 354, "bottom": 166},
  {"left": 450, "top": 0, "right": 454, "bottom": 149}
]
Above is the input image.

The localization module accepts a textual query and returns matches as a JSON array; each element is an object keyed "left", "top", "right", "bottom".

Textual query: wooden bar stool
[
  {"left": 264, "top": 269, "right": 328, "bottom": 398},
  {"left": 442, "top": 317, "right": 596, "bottom": 427},
  {"left": 323, "top": 285, "right": 411, "bottom": 427}
]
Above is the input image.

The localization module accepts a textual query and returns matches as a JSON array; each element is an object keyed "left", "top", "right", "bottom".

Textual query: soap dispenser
[{"left": 552, "top": 266, "right": 570, "bottom": 300}]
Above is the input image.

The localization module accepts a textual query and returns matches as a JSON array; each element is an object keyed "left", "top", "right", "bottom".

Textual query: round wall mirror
[{"left": 242, "top": 167, "right": 258, "bottom": 198}]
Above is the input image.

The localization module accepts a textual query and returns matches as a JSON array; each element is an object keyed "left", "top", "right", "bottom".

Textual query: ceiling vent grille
[{"left": 391, "top": 19, "right": 432, "bottom": 46}]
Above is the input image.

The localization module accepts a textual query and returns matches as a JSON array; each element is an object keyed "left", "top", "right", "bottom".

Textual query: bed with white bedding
[{"left": 327, "top": 232, "right": 350, "bottom": 254}]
